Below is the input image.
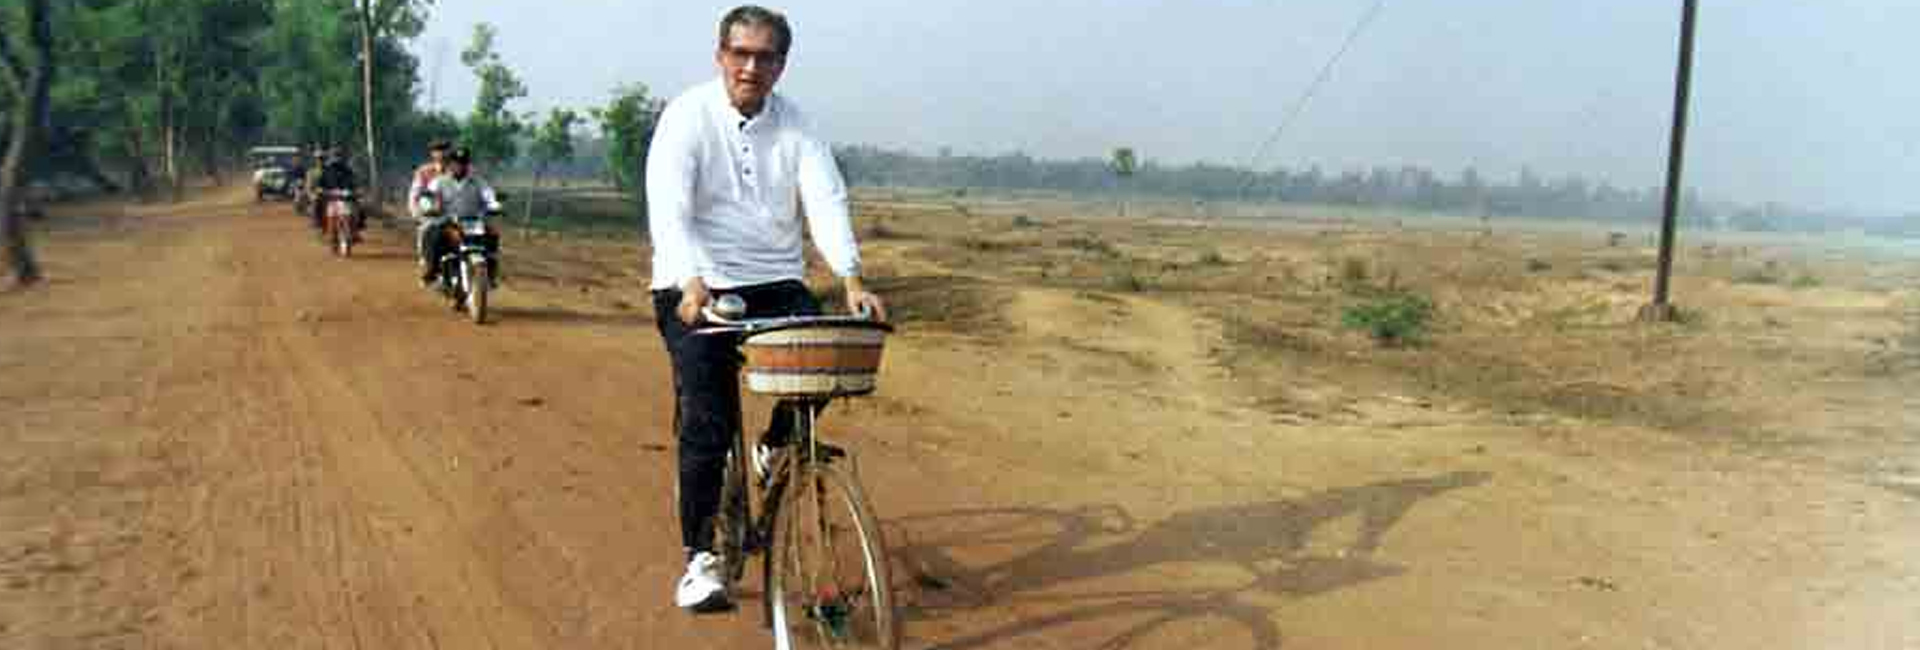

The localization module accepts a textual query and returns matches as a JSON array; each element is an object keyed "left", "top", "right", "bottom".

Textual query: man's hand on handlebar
[
  {"left": 677, "top": 277, "right": 712, "bottom": 326},
  {"left": 844, "top": 276, "right": 888, "bottom": 322}
]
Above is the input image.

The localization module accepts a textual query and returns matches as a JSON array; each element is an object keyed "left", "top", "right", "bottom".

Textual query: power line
[{"left": 1237, "top": 0, "right": 1389, "bottom": 197}]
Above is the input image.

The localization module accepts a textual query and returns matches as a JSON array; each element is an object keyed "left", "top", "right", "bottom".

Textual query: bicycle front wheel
[{"left": 766, "top": 461, "right": 897, "bottom": 649}]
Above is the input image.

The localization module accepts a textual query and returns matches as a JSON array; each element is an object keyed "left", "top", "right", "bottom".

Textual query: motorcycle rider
[
  {"left": 313, "top": 148, "right": 359, "bottom": 235},
  {"left": 298, "top": 146, "right": 326, "bottom": 217},
  {"left": 284, "top": 153, "right": 309, "bottom": 200},
  {"left": 408, "top": 139, "right": 452, "bottom": 221},
  {"left": 419, "top": 147, "right": 502, "bottom": 286}
]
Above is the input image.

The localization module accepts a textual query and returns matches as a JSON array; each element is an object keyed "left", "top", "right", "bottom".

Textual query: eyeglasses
[{"left": 721, "top": 45, "right": 786, "bottom": 68}]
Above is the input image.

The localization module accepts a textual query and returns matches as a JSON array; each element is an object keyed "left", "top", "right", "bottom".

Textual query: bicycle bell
[{"left": 713, "top": 294, "right": 748, "bottom": 320}]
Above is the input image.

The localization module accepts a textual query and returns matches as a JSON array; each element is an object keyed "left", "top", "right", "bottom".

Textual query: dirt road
[{"left": 2, "top": 189, "right": 1917, "bottom": 649}]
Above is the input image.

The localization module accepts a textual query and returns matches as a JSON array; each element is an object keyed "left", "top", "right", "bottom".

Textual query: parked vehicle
[{"left": 248, "top": 146, "right": 302, "bottom": 202}]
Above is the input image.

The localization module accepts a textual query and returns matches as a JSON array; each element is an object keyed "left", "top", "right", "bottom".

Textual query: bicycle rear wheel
[{"left": 766, "top": 460, "right": 897, "bottom": 649}]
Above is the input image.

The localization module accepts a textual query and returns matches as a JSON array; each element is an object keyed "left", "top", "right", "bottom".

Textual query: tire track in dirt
[{"left": 100, "top": 191, "right": 772, "bottom": 648}]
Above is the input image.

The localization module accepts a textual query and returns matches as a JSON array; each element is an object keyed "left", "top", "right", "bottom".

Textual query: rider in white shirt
[{"left": 419, "top": 147, "right": 501, "bottom": 285}]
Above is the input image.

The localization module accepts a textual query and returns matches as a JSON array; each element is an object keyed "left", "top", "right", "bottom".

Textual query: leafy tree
[
  {"left": 1110, "top": 146, "right": 1135, "bottom": 217},
  {"left": 591, "top": 83, "right": 661, "bottom": 210},
  {"left": 459, "top": 23, "right": 525, "bottom": 169},
  {"left": 355, "top": 0, "right": 434, "bottom": 202},
  {"left": 523, "top": 107, "right": 578, "bottom": 221}
]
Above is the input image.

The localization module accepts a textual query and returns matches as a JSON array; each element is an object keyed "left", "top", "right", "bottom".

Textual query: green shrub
[
  {"left": 1196, "top": 248, "right": 1230, "bottom": 266},
  {"left": 1342, "top": 292, "right": 1436, "bottom": 346},
  {"left": 1789, "top": 272, "right": 1821, "bottom": 289},
  {"left": 1526, "top": 258, "right": 1553, "bottom": 273}
]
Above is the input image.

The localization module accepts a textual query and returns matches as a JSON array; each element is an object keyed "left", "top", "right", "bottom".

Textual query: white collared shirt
[{"left": 646, "top": 78, "right": 860, "bottom": 290}]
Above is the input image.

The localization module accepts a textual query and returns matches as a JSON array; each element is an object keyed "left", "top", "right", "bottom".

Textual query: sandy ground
[{"left": 1, "top": 187, "right": 1917, "bottom": 649}]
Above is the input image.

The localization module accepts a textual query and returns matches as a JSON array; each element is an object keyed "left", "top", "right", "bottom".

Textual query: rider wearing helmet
[{"left": 418, "top": 147, "right": 502, "bottom": 285}]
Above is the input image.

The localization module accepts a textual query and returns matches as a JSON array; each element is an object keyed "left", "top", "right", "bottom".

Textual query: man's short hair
[{"left": 718, "top": 5, "right": 792, "bottom": 55}]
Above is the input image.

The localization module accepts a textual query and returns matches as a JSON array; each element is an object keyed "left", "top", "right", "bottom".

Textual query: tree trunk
[
  {"left": 125, "top": 130, "right": 153, "bottom": 198},
  {"left": 199, "top": 123, "right": 220, "bottom": 183},
  {"left": 0, "top": 0, "right": 53, "bottom": 288},
  {"left": 155, "top": 44, "right": 179, "bottom": 200},
  {"left": 359, "top": 2, "right": 383, "bottom": 205}
]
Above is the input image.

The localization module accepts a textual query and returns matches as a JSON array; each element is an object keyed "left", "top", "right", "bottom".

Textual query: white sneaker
[
  {"left": 674, "top": 551, "right": 729, "bottom": 611},
  {"left": 752, "top": 441, "right": 781, "bottom": 484}
]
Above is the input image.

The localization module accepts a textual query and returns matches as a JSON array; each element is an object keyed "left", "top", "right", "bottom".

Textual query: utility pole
[
  {"left": 429, "top": 38, "right": 448, "bottom": 112},
  {"left": 1641, "top": 0, "right": 1698, "bottom": 323}
]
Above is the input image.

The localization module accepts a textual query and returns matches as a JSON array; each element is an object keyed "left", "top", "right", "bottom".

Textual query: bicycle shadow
[{"left": 891, "top": 470, "right": 1490, "bottom": 649}]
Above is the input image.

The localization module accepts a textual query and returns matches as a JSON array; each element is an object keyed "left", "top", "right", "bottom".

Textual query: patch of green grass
[
  {"left": 1341, "top": 291, "right": 1435, "bottom": 346},
  {"left": 1789, "top": 272, "right": 1822, "bottom": 289}
]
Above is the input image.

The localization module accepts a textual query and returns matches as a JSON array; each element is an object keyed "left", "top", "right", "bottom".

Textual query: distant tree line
[{"left": 833, "top": 145, "right": 1905, "bottom": 236}]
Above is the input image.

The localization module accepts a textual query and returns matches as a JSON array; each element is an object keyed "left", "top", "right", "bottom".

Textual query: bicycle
[{"left": 692, "top": 294, "right": 900, "bottom": 649}]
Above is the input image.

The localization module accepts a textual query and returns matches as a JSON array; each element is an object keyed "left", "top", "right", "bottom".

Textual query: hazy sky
[{"left": 413, "top": 1, "right": 1919, "bottom": 214}]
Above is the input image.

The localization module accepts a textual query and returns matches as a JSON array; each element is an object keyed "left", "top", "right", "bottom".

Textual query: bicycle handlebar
[{"left": 696, "top": 304, "right": 890, "bottom": 335}]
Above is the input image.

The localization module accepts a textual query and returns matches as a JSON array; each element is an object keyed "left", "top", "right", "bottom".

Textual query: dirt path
[{"left": 2, "top": 189, "right": 1917, "bottom": 649}]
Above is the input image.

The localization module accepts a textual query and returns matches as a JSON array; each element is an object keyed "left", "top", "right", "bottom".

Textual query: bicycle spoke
[{"left": 768, "top": 461, "right": 897, "bottom": 648}]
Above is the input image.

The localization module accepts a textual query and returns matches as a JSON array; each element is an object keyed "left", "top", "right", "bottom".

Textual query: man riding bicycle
[{"left": 648, "top": 4, "right": 887, "bottom": 612}]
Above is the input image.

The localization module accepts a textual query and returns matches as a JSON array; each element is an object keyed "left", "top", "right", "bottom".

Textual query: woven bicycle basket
[{"left": 741, "top": 321, "right": 892, "bottom": 397}]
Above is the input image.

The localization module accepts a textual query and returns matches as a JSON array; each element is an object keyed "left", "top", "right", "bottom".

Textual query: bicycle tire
[{"left": 765, "top": 460, "right": 897, "bottom": 649}]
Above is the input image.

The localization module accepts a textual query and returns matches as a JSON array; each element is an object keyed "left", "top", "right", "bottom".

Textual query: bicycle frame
[{"left": 692, "top": 305, "right": 896, "bottom": 644}]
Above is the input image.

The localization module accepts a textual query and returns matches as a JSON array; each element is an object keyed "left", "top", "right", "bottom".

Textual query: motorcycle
[
  {"left": 423, "top": 199, "right": 502, "bottom": 324},
  {"left": 320, "top": 189, "right": 361, "bottom": 257}
]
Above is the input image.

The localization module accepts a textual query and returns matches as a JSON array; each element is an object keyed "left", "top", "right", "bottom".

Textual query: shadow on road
[{"left": 892, "top": 471, "right": 1490, "bottom": 649}]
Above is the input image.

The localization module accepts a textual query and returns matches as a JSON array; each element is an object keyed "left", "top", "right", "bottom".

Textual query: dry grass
[{"left": 855, "top": 191, "right": 1920, "bottom": 445}]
